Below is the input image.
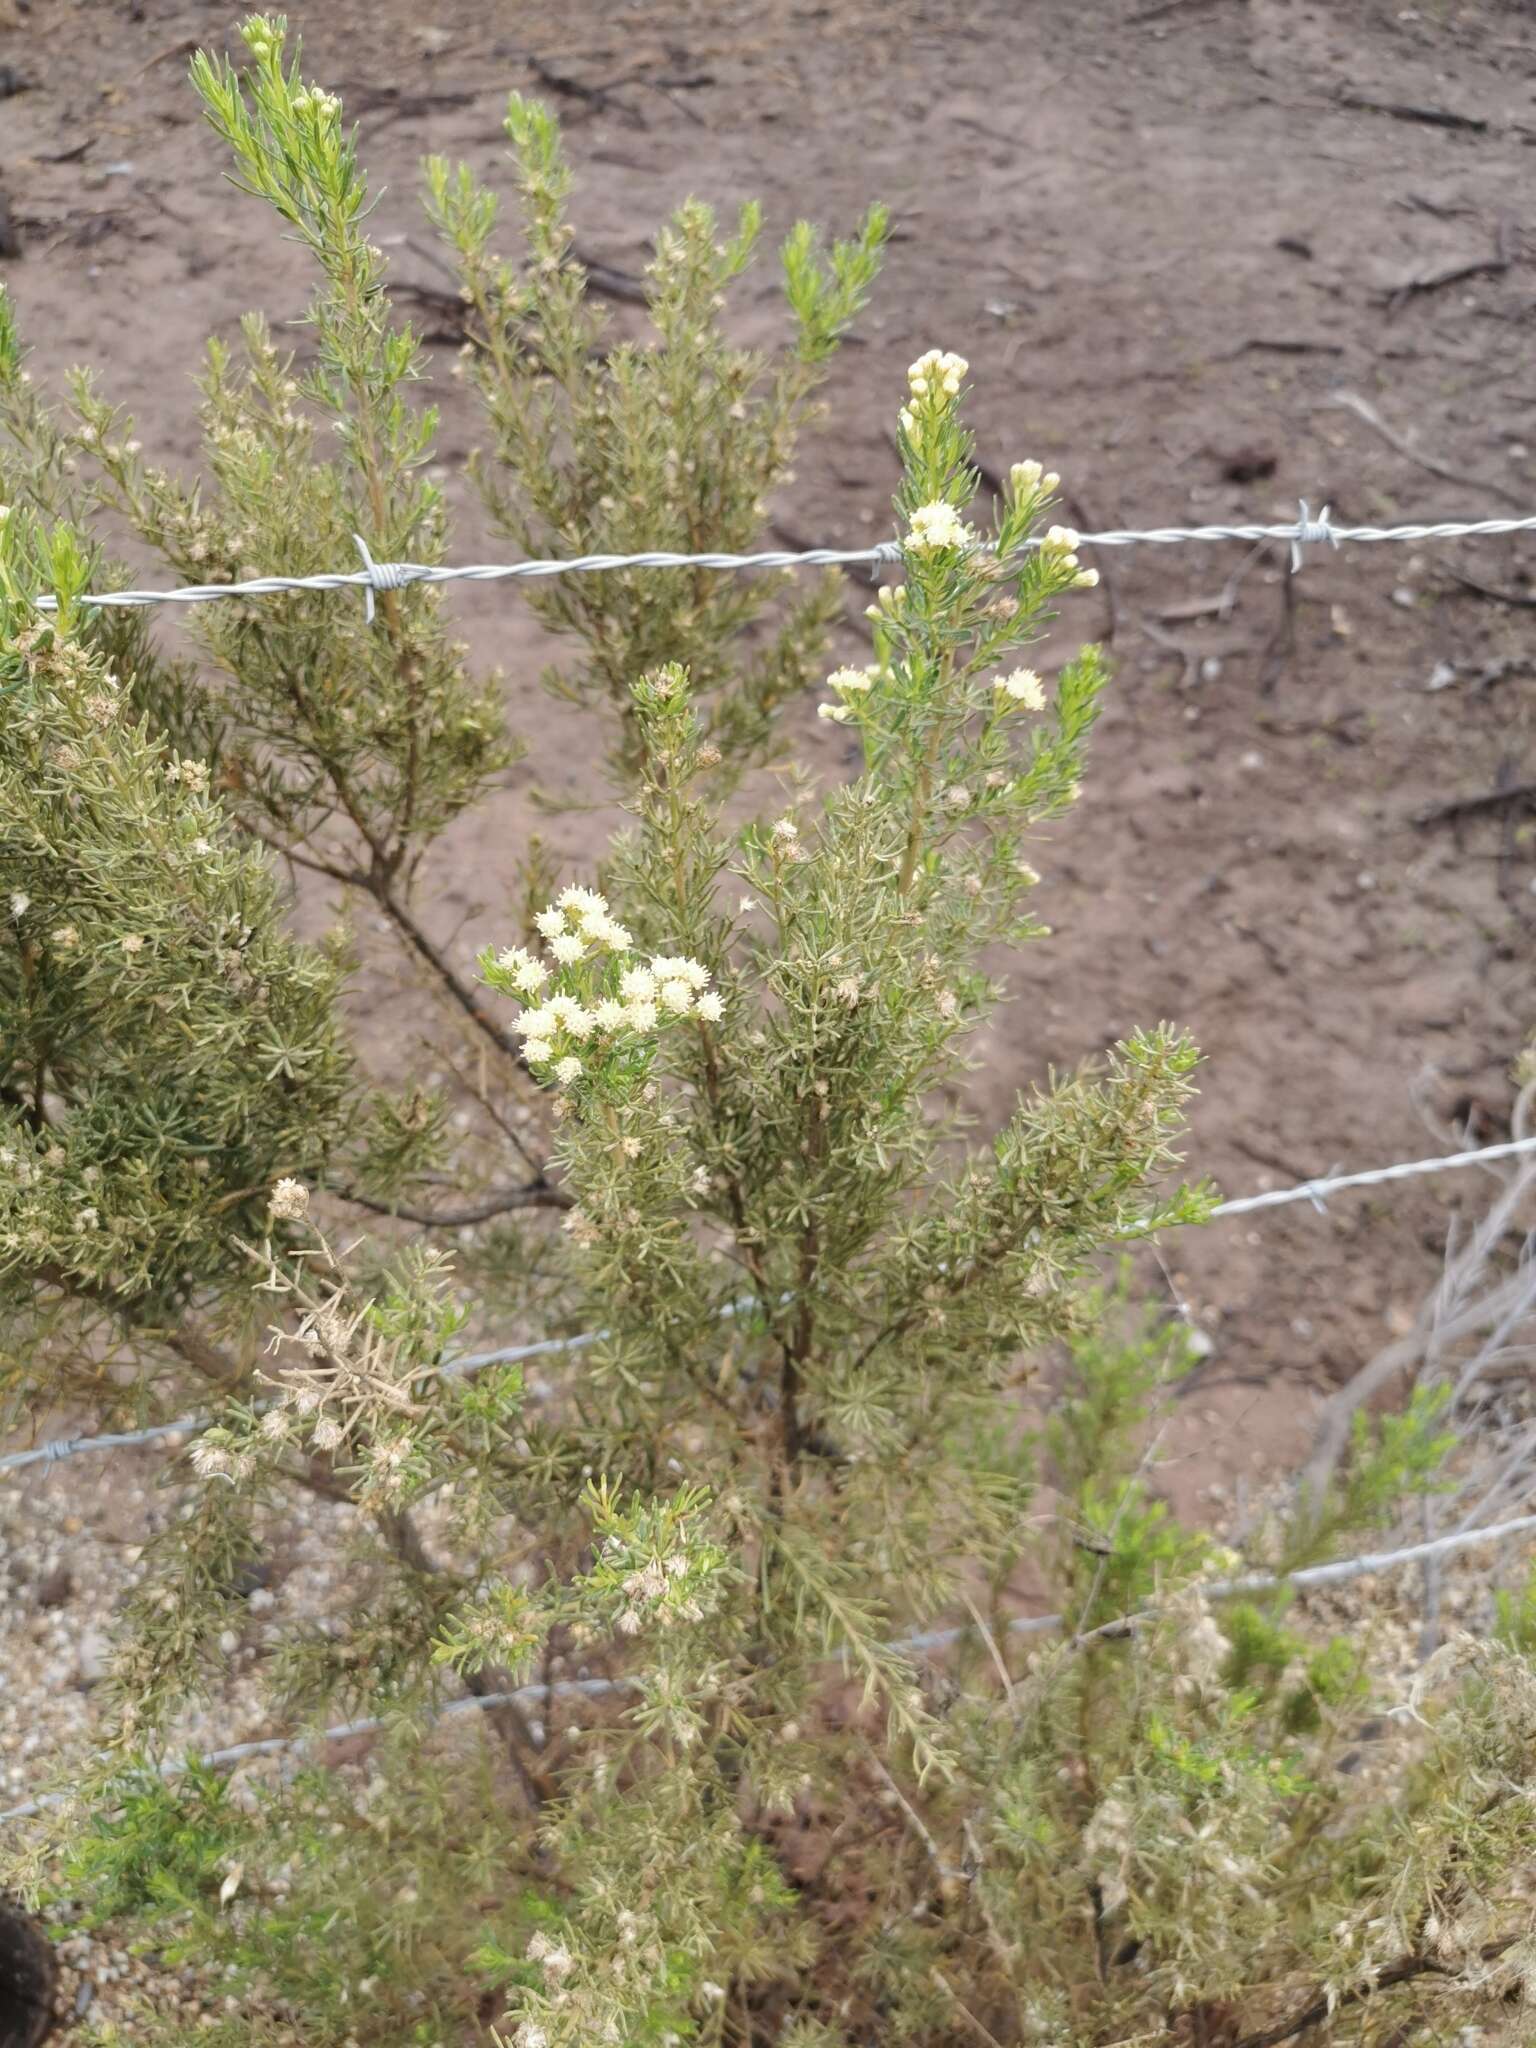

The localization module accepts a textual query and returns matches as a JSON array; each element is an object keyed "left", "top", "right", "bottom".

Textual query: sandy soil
[{"left": 1, "top": 0, "right": 1534, "bottom": 1956}]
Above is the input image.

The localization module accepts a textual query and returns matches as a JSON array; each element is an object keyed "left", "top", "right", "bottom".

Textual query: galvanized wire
[
  {"left": 5, "top": 1508, "right": 1534, "bottom": 1826},
  {"left": 4, "top": 1135, "right": 1535, "bottom": 1480},
  {"left": 23, "top": 505, "right": 1536, "bottom": 613}
]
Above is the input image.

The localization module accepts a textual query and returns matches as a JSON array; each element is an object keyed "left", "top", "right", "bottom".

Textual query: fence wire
[
  {"left": 4, "top": 1507, "right": 1535, "bottom": 1827},
  {"left": 22, "top": 505, "right": 1536, "bottom": 614},
  {"left": 4, "top": 1133, "right": 1535, "bottom": 1481}
]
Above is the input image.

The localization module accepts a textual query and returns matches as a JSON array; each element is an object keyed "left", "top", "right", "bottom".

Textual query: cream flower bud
[
  {"left": 1075, "top": 566, "right": 1100, "bottom": 587},
  {"left": 268, "top": 1177, "right": 310, "bottom": 1222},
  {"left": 997, "top": 667, "right": 1045, "bottom": 709},
  {"left": 827, "top": 665, "right": 871, "bottom": 694},
  {"left": 695, "top": 991, "right": 724, "bottom": 1023},
  {"left": 818, "top": 702, "right": 851, "bottom": 723}
]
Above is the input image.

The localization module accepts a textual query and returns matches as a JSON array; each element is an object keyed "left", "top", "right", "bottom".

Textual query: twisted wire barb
[
  {"left": 23, "top": 506, "right": 1536, "bottom": 613},
  {"left": 4, "top": 1134, "right": 1534, "bottom": 1480},
  {"left": 5, "top": 1508, "right": 1534, "bottom": 1827}
]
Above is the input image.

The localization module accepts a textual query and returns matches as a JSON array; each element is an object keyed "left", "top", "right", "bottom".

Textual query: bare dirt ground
[{"left": 1, "top": 0, "right": 1534, "bottom": 1993}]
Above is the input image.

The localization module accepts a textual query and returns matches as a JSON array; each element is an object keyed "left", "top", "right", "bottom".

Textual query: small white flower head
[
  {"left": 514, "top": 1005, "right": 554, "bottom": 1042},
  {"left": 1041, "top": 524, "right": 1080, "bottom": 557},
  {"left": 659, "top": 978, "right": 693, "bottom": 1015},
  {"left": 936, "top": 989, "right": 959, "bottom": 1019},
  {"left": 770, "top": 816, "right": 799, "bottom": 842},
  {"left": 997, "top": 667, "right": 1046, "bottom": 709},
  {"left": 1075, "top": 566, "right": 1100, "bottom": 588},
  {"left": 617, "top": 1607, "right": 643, "bottom": 1636},
  {"left": 620, "top": 964, "right": 657, "bottom": 1003},
  {"left": 817, "top": 702, "right": 851, "bottom": 723},
  {"left": 268, "top": 1177, "right": 310, "bottom": 1222},
  {"left": 827, "top": 665, "right": 872, "bottom": 695},
  {"left": 554, "top": 1055, "right": 583, "bottom": 1086},
  {"left": 906, "top": 500, "right": 969, "bottom": 553},
  {"left": 546, "top": 995, "right": 593, "bottom": 1039},
  {"left": 498, "top": 945, "right": 549, "bottom": 995},
  {"left": 690, "top": 1166, "right": 711, "bottom": 1195},
  {"left": 524, "top": 1037, "right": 554, "bottom": 1066},
  {"left": 74, "top": 1204, "right": 100, "bottom": 1231},
  {"left": 51, "top": 926, "right": 80, "bottom": 949},
  {"left": 312, "top": 1416, "right": 344, "bottom": 1453},
  {"left": 625, "top": 999, "right": 658, "bottom": 1033},
  {"left": 550, "top": 931, "right": 585, "bottom": 965},
  {"left": 119, "top": 932, "right": 145, "bottom": 956},
  {"left": 943, "top": 784, "right": 972, "bottom": 810},
  {"left": 557, "top": 884, "right": 607, "bottom": 917},
  {"left": 9, "top": 891, "right": 29, "bottom": 920},
  {"left": 190, "top": 837, "right": 213, "bottom": 856},
  {"left": 695, "top": 990, "right": 724, "bottom": 1023},
  {"left": 593, "top": 997, "right": 628, "bottom": 1030},
  {"left": 534, "top": 907, "right": 567, "bottom": 942}
]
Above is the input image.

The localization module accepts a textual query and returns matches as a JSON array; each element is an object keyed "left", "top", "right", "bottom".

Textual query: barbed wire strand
[
  {"left": 5, "top": 1508, "right": 1534, "bottom": 1827},
  {"left": 5, "top": 1134, "right": 1534, "bottom": 1481},
  {"left": 23, "top": 505, "right": 1536, "bottom": 614}
]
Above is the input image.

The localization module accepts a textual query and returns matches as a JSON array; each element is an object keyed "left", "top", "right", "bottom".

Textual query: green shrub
[{"left": 3, "top": 19, "right": 1535, "bottom": 2048}]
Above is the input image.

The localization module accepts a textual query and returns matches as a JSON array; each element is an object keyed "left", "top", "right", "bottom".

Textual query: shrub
[{"left": 3, "top": 19, "right": 1535, "bottom": 2048}]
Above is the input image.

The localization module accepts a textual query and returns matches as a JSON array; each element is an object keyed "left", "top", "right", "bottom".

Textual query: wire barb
[
  {"left": 1289, "top": 499, "right": 1340, "bottom": 574},
  {"left": 351, "top": 534, "right": 412, "bottom": 623}
]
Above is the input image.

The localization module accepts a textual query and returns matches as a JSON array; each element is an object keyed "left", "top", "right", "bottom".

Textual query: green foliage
[
  {"left": 426, "top": 97, "right": 886, "bottom": 778},
  {"left": 0, "top": 503, "right": 425, "bottom": 1422}
]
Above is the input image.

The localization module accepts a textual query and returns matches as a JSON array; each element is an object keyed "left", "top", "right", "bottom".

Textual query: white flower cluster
[
  {"left": 1010, "top": 457, "right": 1061, "bottom": 499},
  {"left": 616, "top": 1551, "right": 701, "bottom": 1637},
  {"left": 905, "top": 499, "right": 971, "bottom": 553},
  {"left": 817, "top": 663, "right": 879, "bottom": 723},
  {"left": 907, "top": 348, "right": 968, "bottom": 400},
  {"left": 1040, "top": 522, "right": 1099, "bottom": 590},
  {"left": 498, "top": 887, "right": 719, "bottom": 1086}
]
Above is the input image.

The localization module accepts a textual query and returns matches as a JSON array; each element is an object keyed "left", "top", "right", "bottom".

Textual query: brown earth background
[{"left": 0, "top": 0, "right": 1534, "bottom": 1970}]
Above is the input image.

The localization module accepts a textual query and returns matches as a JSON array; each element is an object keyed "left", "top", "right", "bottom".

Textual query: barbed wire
[
  {"left": 4, "top": 1133, "right": 1534, "bottom": 1481},
  {"left": 22, "top": 504, "right": 1536, "bottom": 615},
  {"left": 5, "top": 1506, "right": 1534, "bottom": 1827}
]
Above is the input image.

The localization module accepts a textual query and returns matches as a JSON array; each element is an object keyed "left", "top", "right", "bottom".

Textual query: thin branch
[
  {"left": 333, "top": 1178, "right": 570, "bottom": 1225},
  {"left": 1228, "top": 1936, "right": 1519, "bottom": 2048}
]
